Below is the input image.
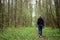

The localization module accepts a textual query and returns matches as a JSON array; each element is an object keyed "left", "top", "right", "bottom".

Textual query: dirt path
[{"left": 39, "top": 36, "right": 48, "bottom": 40}]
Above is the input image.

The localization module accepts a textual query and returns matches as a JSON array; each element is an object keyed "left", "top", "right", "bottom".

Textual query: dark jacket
[{"left": 37, "top": 17, "right": 44, "bottom": 26}]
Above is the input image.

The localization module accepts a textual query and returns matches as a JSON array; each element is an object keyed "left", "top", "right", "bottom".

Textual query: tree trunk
[
  {"left": 11, "top": 0, "right": 13, "bottom": 27},
  {"left": 14, "top": 0, "right": 17, "bottom": 27},
  {"left": 54, "top": 0, "right": 60, "bottom": 28},
  {"left": 0, "top": 0, "right": 2, "bottom": 31},
  {"left": 0, "top": 0, "right": 5, "bottom": 32},
  {"left": 0, "top": 0, "right": 2, "bottom": 28},
  {"left": 8, "top": 0, "right": 11, "bottom": 27}
]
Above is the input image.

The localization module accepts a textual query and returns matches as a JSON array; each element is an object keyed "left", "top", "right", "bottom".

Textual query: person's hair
[{"left": 39, "top": 15, "right": 41, "bottom": 18}]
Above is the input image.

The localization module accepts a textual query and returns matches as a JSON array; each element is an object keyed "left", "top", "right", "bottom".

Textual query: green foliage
[{"left": 0, "top": 27, "right": 60, "bottom": 40}]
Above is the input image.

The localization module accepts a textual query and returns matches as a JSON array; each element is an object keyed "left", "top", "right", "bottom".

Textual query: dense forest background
[
  {"left": 0, "top": 0, "right": 60, "bottom": 40},
  {"left": 0, "top": 0, "right": 60, "bottom": 30}
]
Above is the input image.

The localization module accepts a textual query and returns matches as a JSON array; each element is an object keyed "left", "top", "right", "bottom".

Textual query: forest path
[
  {"left": 34, "top": 27, "right": 48, "bottom": 40},
  {"left": 39, "top": 36, "right": 48, "bottom": 40}
]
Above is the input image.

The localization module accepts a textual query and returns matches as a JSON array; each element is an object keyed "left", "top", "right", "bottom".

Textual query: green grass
[{"left": 0, "top": 27, "right": 60, "bottom": 40}]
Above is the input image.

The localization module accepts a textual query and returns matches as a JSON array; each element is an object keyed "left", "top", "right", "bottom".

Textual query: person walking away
[{"left": 37, "top": 16, "right": 44, "bottom": 37}]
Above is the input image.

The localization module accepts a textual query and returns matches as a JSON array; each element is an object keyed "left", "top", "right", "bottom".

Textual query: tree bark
[
  {"left": 54, "top": 0, "right": 60, "bottom": 28},
  {"left": 8, "top": 0, "right": 11, "bottom": 27},
  {"left": 0, "top": 0, "right": 5, "bottom": 32},
  {"left": 14, "top": 0, "right": 17, "bottom": 27}
]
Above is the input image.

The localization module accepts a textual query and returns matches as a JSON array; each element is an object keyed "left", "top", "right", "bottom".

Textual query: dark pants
[{"left": 38, "top": 25, "right": 43, "bottom": 36}]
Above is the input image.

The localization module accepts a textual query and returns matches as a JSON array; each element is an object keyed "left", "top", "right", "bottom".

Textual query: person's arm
[
  {"left": 42, "top": 19, "right": 44, "bottom": 27},
  {"left": 43, "top": 19, "right": 44, "bottom": 26}
]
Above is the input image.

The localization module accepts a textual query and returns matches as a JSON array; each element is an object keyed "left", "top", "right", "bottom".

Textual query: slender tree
[
  {"left": 11, "top": 0, "right": 13, "bottom": 26},
  {"left": 0, "top": 0, "right": 2, "bottom": 31},
  {"left": 0, "top": 0, "right": 5, "bottom": 32},
  {"left": 19, "top": 0, "right": 22, "bottom": 27},
  {"left": 14, "top": 0, "right": 17, "bottom": 27},
  {"left": 0, "top": 0, "right": 2, "bottom": 27},
  {"left": 54, "top": 0, "right": 60, "bottom": 28},
  {"left": 8, "top": 0, "right": 11, "bottom": 27}
]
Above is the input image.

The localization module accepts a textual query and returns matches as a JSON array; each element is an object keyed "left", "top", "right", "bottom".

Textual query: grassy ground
[{"left": 0, "top": 27, "right": 60, "bottom": 40}]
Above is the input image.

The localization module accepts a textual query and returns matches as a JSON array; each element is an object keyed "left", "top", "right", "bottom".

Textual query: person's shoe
[
  {"left": 40, "top": 36, "right": 42, "bottom": 38},
  {"left": 39, "top": 36, "right": 42, "bottom": 38}
]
